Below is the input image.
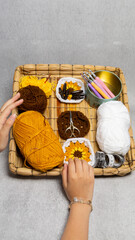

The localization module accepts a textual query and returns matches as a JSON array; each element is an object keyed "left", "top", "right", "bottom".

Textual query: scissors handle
[
  {"left": 65, "top": 126, "right": 71, "bottom": 133},
  {"left": 65, "top": 127, "right": 77, "bottom": 137},
  {"left": 65, "top": 111, "right": 80, "bottom": 137},
  {"left": 72, "top": 125, "right": 80, "bottom": 132}
]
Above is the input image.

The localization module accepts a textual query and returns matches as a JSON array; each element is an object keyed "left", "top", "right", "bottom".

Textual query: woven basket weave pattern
[{"left": 8, "top": 64, "right": 135, "bottom": 176}]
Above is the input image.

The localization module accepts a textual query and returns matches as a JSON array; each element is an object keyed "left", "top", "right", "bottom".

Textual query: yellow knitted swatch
[{"left": 19, "top": 75, "right": 56, "bottom": 98}]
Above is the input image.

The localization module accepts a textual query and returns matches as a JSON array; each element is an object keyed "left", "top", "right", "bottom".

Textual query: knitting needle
[
  {"left": 83, "top": 73, "right": 109, "bottom": 99},
  {"left": 86, "top": 72, "right": 111, "bottom": 98},
  {"left": 81, "top": 74, "right": 103, "bottom": 99},
  {"left": 89, "top": 69, "right": 115, "bottom": 98}
]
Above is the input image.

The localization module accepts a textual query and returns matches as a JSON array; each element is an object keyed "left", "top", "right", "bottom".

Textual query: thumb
[{"left": 2, "top": 114, "right": 16, "bottom": 136}]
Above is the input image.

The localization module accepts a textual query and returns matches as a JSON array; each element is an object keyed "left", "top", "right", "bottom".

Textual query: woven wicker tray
[{"left": 9, "top": 64, "right": 135, "bottom": 177}]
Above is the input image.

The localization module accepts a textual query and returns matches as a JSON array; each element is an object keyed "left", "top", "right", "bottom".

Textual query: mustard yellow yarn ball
[{"left": 13, "top": 111, "right": 64, "bottom": 172}]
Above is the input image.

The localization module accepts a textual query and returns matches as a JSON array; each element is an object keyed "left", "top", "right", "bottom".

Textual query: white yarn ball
[{"left": 96, "top": 101, "right": 130, "bottom": 155}]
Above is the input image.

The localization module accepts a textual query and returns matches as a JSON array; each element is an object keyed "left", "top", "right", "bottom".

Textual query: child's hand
[
  {"left": 0, "top": 93, "right": 23, "bottom": 152},
  {"left": 62, "top": 158, "right": 94, "bottom": 201}
]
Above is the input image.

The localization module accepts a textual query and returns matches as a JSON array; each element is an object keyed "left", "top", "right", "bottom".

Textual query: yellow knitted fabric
[{"left": 19, "top": 76, "right": 54, "bottom": 98}]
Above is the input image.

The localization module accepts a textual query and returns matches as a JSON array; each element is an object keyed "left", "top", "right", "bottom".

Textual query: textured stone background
[{"left": 0, "top": 0, "right": 135, "bottom": 239}]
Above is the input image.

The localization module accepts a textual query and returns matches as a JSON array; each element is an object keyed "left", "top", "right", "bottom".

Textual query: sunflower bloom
[{"left": 65, "top": 141, "right": 91, "bottom": 162}]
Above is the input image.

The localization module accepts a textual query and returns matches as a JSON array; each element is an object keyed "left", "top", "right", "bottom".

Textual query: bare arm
[
  {"left": 61, "top": 158, "right": 94, "bottom": 240},
  {"left": 0, "top": 93, "right": 23, "bottom": 152}
]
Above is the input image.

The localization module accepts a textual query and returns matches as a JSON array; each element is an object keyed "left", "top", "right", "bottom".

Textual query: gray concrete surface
[{"left": 0, "top": 0, "right": 135, "bottom": 239}]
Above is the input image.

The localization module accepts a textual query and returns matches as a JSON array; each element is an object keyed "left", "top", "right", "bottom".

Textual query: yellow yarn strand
[{"left": 13, "top": 111, "right": 64, "bottom": 172}]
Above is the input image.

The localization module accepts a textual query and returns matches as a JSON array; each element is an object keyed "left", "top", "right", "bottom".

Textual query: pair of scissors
[{"left": 65, "top": 111, "right": 80, "bottom": 137}]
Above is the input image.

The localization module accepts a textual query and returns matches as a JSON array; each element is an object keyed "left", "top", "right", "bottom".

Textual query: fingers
[
  {"left": 0, "top": 99, "right": 23, "bottom": 128},
  {"left": 82, "top": 159, "right": 89, "bottom": 175},
  {"left": 89, "top": 165, "right": 94, "bottom": 177},
  {"left": 65, "top": 158, "right": 94, "bottom": 183},
  {"left": 0, "top": 114, "right": 16, "bottom": 137},
  {"left": 68, "top": 158, "right": 90, "bottom": 176},
  {"left": 68, "top": 158, "right": 76, "bottom": 179},
  {"left": 74, "top": 157, "right": 83, "bottom": 174},
  {"left": 75, "top": 159, "right": 94, "bottom": 181},
  {"left": 0, "top": 92, "right": 21, "bottom": 112},
  {"left": 89, "top": 165, "right": 95, "bottom": 185},
  {"left": 62, "top": 164, "right": 68, "bottom": 189}
]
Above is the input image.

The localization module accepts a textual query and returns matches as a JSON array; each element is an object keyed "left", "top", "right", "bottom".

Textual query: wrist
[
  {"left": 69, "top": 197, "right": 93, "bottom": 213},
  {"left": 70, "top": 202, "right": 92, "bottom": 215}
]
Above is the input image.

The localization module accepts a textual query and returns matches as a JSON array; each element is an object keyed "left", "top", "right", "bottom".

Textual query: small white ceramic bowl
[{"left": 56, "top": 77, "right": 85, "bottom": 103}]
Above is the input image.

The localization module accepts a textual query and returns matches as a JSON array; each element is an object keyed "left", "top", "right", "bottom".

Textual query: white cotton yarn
[{"left": 96, "top": 101, "right": 130, "bottom": 156}]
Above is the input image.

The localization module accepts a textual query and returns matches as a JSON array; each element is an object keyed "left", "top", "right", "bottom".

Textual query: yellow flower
[
  {"left": 19, "top": 75, "right": 53, "bottom": 98},
  {"left": 65, "top": 141, "right": 91, "bottom": 162},
  {"left": 67, "top": 95, "right": 72, "bottom": 100},
  {"left": 61, "top": 81, "right": 81, "bottom": 91}
]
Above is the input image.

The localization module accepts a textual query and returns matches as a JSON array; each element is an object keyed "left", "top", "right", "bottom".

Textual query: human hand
[
  {"left": 0, "top": 93, "right": 23, "bottom": 152},
  {"left": 62, "top": 158, "right": 94, "bottom": 202}
]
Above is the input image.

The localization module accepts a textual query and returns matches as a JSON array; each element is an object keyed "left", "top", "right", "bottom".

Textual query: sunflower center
[
  {"left": 74, "top": 150, "right": 82, "bottom": 158},
  {"left": 68, "top": 87, "right": 74, "bottom": 94}
]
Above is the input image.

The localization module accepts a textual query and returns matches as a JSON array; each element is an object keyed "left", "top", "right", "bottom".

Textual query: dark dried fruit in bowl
[
  {"left": 61, "top": 93, "right": 64, "bottom": 99},
  {"left": 64, "top": 94, "right": 67, "bottom": 100},
  {"left": 63, "top": 83, "right": 67, "bottom": 94},
  {"left": 65, "top": 89, "right": 69, "bottom": 99},
  {"left": 72, "top": 96, "right": 80, "bottom": 100},
  {"left": 72, "top": 90, "right": 83, "bottom": 95},
  {"left": 79, "top": 94, "right": 85, "bottom": 97},
  {"left": 72, "top": 92, "right": 85, "bottom": 99},
  {"left": 59, "top": 88, "right": 63, "bottom": 94}
]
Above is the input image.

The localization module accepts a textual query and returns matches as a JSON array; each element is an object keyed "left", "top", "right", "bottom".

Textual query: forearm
[{"left": 61, "top": 204, "right": 91, "bottom": 240}]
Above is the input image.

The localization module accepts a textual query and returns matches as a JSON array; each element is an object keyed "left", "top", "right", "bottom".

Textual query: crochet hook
[
  {"left": 86, "top": 72, "right": 111, "bottom": 98},
  {"left": 83, "top": 73, "right": 109, "bottom": 99},
  {"left": 89, "top": 69, "right": 115, "bottom": 98},
  {"left": 81, "top": 74, "right": 103, "bottom": 99}
]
